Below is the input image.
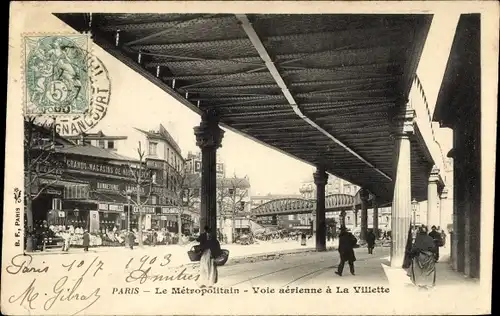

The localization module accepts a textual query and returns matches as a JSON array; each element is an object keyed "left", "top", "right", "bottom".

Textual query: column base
[{"left": 316, "top": 244, "right": 327, "bottom": 252}]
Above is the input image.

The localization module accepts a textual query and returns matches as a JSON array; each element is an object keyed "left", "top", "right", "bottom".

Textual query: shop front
[
  {"left": 62, "top": 200, "right": 97, "bottom": 230},
  {"left": 98, "top": 203, "right": 125, "bottom": 232}
]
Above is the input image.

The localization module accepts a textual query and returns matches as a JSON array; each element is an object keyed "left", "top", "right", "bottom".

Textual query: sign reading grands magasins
[{"left": 66, "top": 159, "right": 147, "bottom": 178}]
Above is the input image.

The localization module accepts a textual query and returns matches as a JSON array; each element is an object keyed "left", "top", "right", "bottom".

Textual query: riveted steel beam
[
  {"left": 173, "top": 76, "right": 398, "bottom": 93},
  {"left": 185, "top": 83, "right": 278, "bottom": 92},
  {"left": 221, "top": 109, "right": 293, "bottom": 118},
  {"left": 124, "top": 14, "right": 221, "bottom": 46},
  {"left": 143, "top": 54, "right": 264, "bottom": 68},
  {"left": 130, "top": 37, "right": 251, "bottom": 51},
  {"left": 282, "top": 63, "right": 401, "bottom": 77},
  {"left": 99, "top": 15, "right": 229, "bottom": 31},
  {"left": 296, "top": 88, "right": 390, "bottom": 98},
  {"left": 191, "top": 94, "right": 283, "bottom": 102},
  {"left": 230, "top": 119, "right": 305, "bottom": 126},
  {"left": 276, "top": 44, "right": 406, "bottom": 64}
]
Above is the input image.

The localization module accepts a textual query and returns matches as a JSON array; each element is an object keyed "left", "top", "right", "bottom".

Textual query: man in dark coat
[
  {"left": 335, "top": 226, "right": 357, "bottom": 276},
  {"left": 82, "top": 229, "right": 90, "bottom": 252},
  {"left": 366, "top": 229, "right": 376, "bottom": 254},
  {"left": 128, "top": 231, "right": 135, "bottom": 250},
  {"left": 428, "top": 226, "right": 443, "bottom": 261}
]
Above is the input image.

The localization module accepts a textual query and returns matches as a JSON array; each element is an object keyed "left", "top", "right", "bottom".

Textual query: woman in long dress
[
  {"left": 197, "top": 225, "right": 221, "bottom": 288},
  {"left": 408, "top": 226, "right": 437, "bottom": 289}
]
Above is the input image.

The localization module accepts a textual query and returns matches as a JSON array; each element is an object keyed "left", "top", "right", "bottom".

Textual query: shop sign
[
  {"left": 160, "top": 216, "right": 167, "bottom": 220},
  {"left": 147, "top": 160, "right": 166, "bottom": 169},
  {"left": 132, "top": 206, "right": 155, "bottom": 214},
  {"left": 125, "top": 185, "right": 146, "bottom": 195},
  {"left": 161, "top": 206, "right": 179, "bottom": 214},
  {"left": 66, "top": 158, "right": 149, "bottom": 178},
  {"left": 96, "top": 182, "right": 120, "bottom": 192},
  {"left": 46, "top": 188, "right": 63, "bottom": 196},
  {"left": 98, "top": 203, "right": 109, "bottom": 211},
  {"left": 108, "top": 204, "right": 124, "bottom": 212},
  {"left": 193, "top": 160, "right": 224, "bottom": 176}
]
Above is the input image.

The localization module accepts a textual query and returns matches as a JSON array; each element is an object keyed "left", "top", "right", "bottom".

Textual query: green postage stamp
[{"left": 24, "top": 34, "right": 92, "bottom": 116}]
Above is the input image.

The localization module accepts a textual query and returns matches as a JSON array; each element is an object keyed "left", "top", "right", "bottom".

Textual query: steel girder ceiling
[{"left": 56, "top": 13, "right": 433, "bottom": 203}]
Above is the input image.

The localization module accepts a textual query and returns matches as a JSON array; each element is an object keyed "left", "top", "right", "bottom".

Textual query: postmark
[{"left": 23, "top": 34, "right": 112, "bottom": 136}]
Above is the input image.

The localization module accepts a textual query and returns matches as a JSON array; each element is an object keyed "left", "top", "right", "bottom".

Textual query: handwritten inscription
[
  {"left": 6, "top": 255, "right": 104, "bottom": 315},
  {"left": 123, "top": 254, "right": 200, "bottom": 285},
  {"left": 6, "top": 255, "right": 49, "bottom": 274}
]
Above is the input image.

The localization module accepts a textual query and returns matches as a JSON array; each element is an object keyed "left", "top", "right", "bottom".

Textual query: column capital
[
  {"left": 389, "top": 108, "right": 416, "bottom": 138},
  {"left": 429, "top": 165, "right": 440, "bottom": 183},
  {"left": 360, "top": 188, "right": 370, "bottom": 202},
  {"left": 313, "top": 168, "right": 328, "bottom": 186},
  {"left": 194, "top": 111, "right": 225, "bottom": 149}
]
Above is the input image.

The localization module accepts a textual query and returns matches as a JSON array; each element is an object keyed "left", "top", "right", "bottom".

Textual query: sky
[{"left": 44, "top": 11, "right": 455, "bottom": 197}]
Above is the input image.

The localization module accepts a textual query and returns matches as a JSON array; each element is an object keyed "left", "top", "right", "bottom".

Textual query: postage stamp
[
  {"left": 23, "top": 34, "right": 112, "bottom": 136},
  {"left": 24, "top": 35, "right": 92, "bottom": 116}
]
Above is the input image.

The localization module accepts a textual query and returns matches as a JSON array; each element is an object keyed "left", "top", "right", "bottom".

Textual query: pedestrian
[
  {"left": 300, "top": 232, "right": 307, "bottom": 246},
  {"left": 335, "top": 226, "right": 357, "bottom": 276},
  {"left": 428, "top": 225, "right": 443, "bottom": 261},
  {"left": 440, "top": 229, "right": 447, "bottom": 247},
  {"left": 407, "top": 226, "right": 437, "bottom": 289},
  {"left": 82, "top": 229, "right": 90, "bottom": 252},
  {"left": 128, "top": 231, "right": 135, "bottom": 249},
  {"left": 366, "top": 229, "right": 376, "bottom": 254},
  {"left": 152, "top": 229, "right": 158, "bottom": 247},
  {"left": 196, "top": 225, "right": 221, "bottom": 288}
]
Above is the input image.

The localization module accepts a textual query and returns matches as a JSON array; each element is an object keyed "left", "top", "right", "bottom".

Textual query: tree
[
  {"left": 170, "top": 162, "right": 199, "bottom": 244},
  {"left": 24, "top": 117, "right": 66, "bottom": 251},
  {"left": 120, "top": 141, "right": 153, "bottom": 247},
  {"left": 219, "top": 174, "right": 250, "bottom": 242}
]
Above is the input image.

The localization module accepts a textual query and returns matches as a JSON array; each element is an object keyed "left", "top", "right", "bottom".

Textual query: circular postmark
[{"left": 25, "top": 35, "right": 111, "bottom": 136}]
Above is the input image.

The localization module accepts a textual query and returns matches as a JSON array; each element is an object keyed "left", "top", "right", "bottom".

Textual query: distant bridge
[{"left": 252, "top": 191, "right": 377, "bottom": 217}]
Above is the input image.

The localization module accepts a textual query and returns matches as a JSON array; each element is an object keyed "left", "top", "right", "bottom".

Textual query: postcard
[{"left": 2, "top": 1, "right": 498, "bottom": 315}]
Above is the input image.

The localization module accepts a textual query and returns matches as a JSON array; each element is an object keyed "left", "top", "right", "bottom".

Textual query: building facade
[{"left": 29, "top": 124, "right": 194, "bottom": 235}]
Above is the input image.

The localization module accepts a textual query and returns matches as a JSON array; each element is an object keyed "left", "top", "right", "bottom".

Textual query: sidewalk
[{"left": 29, "top": 239, "right": 340, "bottom": 267}]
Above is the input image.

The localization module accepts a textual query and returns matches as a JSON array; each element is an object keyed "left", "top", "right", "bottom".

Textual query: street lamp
[{"left": 411, "top": 198, "right": 418, "bottom": 228}]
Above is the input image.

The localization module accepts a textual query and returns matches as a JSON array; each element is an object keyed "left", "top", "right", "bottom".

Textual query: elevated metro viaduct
[
  {"left": 251, "top": 190, "right": 386, "bottom": 234},
  {"left": 58, "top": 13, "right": 483, "bottom": 277}
]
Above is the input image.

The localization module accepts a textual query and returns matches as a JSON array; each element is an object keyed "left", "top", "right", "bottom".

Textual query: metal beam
[
  {"left": 237, "top": 16, "right": 392, "bottom": 181},
  {"left": 125, "top": 14, "right": 219, "bottom": 46},
  {"left": 161, "top": 62, "right": 399, "bottom": 82},
  {"left": 297, "top": 89, "right": 390, "bottom": 99},
  {"left": 143, "top": 53, "right": 264, "bottom": 68},
  {"left": 176, "top": 76, "right": 399, "bottom": 93},
  {"left": 99, "top": 15, "right": 229, "bottom": 31}
]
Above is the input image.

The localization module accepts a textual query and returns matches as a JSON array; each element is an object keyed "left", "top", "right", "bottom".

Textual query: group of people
[{"left": 194, "top": 223, "right": 446, "bottom": 289}]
